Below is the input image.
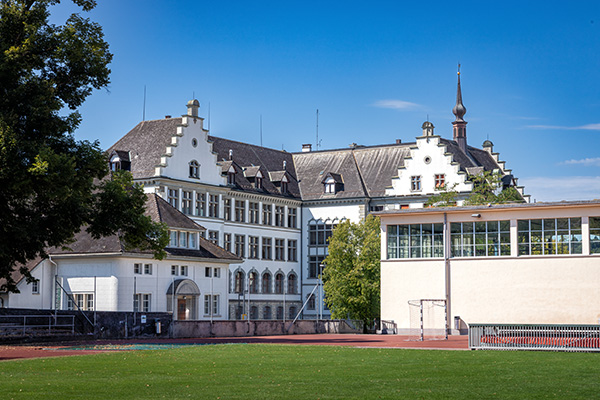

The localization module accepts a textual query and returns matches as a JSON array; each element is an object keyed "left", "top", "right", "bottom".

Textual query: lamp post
[{"left": 319, "top": 263, "right": 325, "bottom": 321}]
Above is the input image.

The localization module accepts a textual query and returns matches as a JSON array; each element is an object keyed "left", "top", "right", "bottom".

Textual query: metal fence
[
  {"left": 469, "top": 323, "right": 600, "bottom": 352},
  {"left": 0, "top": 314, "right": 75, "bottom": 336}
]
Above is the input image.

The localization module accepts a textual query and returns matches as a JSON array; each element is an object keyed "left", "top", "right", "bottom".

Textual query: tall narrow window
[
  {"left": 168, "top": 189, "right": 179, "bottom": 209},
  {"left": 275, "top": 273, "right": 284, "bottom": 294},
  {"left": 410, "top": 176, "right": 421, "bottom": 191},
  {"left": 262, "top": 204, "right": 272, "bottom": 225},
  {"left": 275, "top": 206, "right": 285, "bottom": 227},
  {"left": 224, "top": 233, "right": 232, "bottom": 252},
  {"left": 209, "top": 194, "right": 219, "bottom": 218},
  {"left": 248, "top": 271, "right": 259, "bottom": 293},
  {"left": 196, "top": 193, "right": 206, "bottom": 216},
  {"left": 287, "top": 240, "right": 297, "bottom": 261},
  {"left": 208, "top": 230, "right": 219, "bottom": 246},
  {"left": 181, "top": 191, "right": 192, "bottom": 214},
  {"left": 275, "top": 239, "right": 285, "bottom": 260},
  {"left": 248, "top": 236, "right": 259, "bottom": 259},
  {"left": 288, "top": 208, "right": 297, "bottom": 228},
  {"left": 189, "top": 160, "right": 199, "bottom": 178},
  {"left": 223, "top": 199, "right": 232, "bottom": 221},
  {"left": 262, "top": 237, "right": 272, "bottom": 260},
  {"left": 262, "top": 272, "right": 272, "bottom": 294},
  {"left": 234, "top": 235, "right": 245, "bottom": 258},
  {"left": 249, "top": 202, "right": 259, "bottom": 223},
  {"left": 235, "top": 200, "right": 245, "bottom": 222},
  {"left": 234, "top": 270, "right": 244, "bottom": 293},
  {"left": 287, "top": 274, "right": 297, "bottom": 294}
]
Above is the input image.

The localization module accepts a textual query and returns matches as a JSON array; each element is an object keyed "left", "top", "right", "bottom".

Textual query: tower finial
[
  {"left": 452, "top": 64, "right": 466, "bottom": 122},
  {"left": 452, "top": 66, "right": 468, "bottom": 153}
]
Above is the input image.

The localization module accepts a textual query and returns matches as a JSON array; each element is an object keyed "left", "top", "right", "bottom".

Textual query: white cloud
[
  {"left": 561, "top": 157, "right": 600, "bottom": 167},
  {"left": 519, "top": 176, "right": 600, "bottom": 202},
  {"left": 526, "top": 123, "right": 600, "bottom": 131},
  {"left": 372, "top": 99, "right": 421, "bottom": 110}
]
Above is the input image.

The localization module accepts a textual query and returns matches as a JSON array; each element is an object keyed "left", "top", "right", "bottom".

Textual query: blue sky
[{"left": 55, "top": 1, "right": 600, "bottom": 202}]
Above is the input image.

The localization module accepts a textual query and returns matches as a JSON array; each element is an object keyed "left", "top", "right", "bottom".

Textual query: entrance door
[{"left": 177, "top": 298, "right": 187, "bottom": 320}]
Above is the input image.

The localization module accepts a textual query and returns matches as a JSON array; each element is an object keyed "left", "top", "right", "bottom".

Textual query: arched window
[
  {"left": 250, "top": 306, "right": 259, "bottom": 320},
  {"left": 307, "top": 294, "right": 316, "bottom": 310},
  {"left": 262, "top": 272, "right": 272, "bottom": 294},
  {"left": 276, "top": 306, "right": 284, "bottom": 320},
  {"left": 288, "top": 306, "right": 297, "bottom": 320},
  {"left": 287, "top": 273, "right": 297, "bottom": 294},
  {"left": 274, "top": 273, "right": 284, "bottom": 294},
  {"left": 235, "top": 305, "right": 243, "bottom": 320},
  {"left": 189, "top": 160, "right": 200, "bottom": 178},
  {"left": 263, "top": 306, "right": 272, "bottom": 320},
  {"left": 234, "top": 270, "right": 245, "bottom": 294},
  {"left": 249, "top": 271, "right": 259, "bottom": 294}
]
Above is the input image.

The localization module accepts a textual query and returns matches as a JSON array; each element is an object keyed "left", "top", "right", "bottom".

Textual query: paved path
[{"left": 0, "top": 334, "right": 469, "bottom": 361}]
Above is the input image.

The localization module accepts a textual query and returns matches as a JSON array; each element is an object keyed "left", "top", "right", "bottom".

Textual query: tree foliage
[
  {"left": 322, "top": 215, "right": 381, "bottom": 331},
  {"left": 464, "top": 170, "right": 524, "bottom": 206},
  {"left": 426, "top": 183, "right": 459, "bottom": 207},
  {"left": 0, "top": 0, "right": 168, "bottom": 292}
]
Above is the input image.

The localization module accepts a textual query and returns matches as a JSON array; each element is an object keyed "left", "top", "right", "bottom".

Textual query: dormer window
[
  {"left": 109, "top": 150, "right": 131, "bottom": 172},
  {"left": 322, "top": 172, "right": 343, "bottom": 194},
  {"left": 189, "top": 160, "right": 199, "bottom": 178},
  {"left": 281, "top": 180, "right": 288, "bottom": 194},
  {"left": 224, "top": 165, "right": 236, "bottom": 185},
  {"left": 168, "top": 230, "right": 199, "bottom": 249},
  {"left": 110, "top": 154, "right": 121, "bottom": 171},
  {"left": 324, "top": 177, "right": 335, "bottom": 193},
  {"left": 256, "top": 176, "right": 263, "bottom": 189}
]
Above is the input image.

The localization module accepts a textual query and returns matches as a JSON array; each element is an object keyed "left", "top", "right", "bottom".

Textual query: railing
[
  {"left": 0, "top": 315, "right": 75, "bottom": 336},
  {"left": 469, "top": 323, "right": 600, "bottom": 352}
]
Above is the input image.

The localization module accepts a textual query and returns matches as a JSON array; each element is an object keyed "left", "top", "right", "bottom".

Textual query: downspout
[{"left": 443, "top": 213, "right": 451, "bottom": 338}]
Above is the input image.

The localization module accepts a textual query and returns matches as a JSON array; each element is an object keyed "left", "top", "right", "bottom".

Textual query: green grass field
[{"left": 1, "top": 344, "right": 599, "bottom": 399}]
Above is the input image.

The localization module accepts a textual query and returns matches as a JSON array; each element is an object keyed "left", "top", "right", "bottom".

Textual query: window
[
  {"left": 324, "top": 177, "right": 335, "bottom": 194},
  {"left": 248, "top": 271, "right": 259, "bottom": 293},
  {"left": 287, "top": 274, "right": 297, "bottom": 294},
  {"left": 288, "top": 208, "right": 297, "bottom": 228},
  {"left": 307, "top": 294, "right": 316, "bottom": 310},
  {"left": 249, "top": 202, "right": 259, "bottom": 224},
  {"left": 168, "top": 189, "right": 179, "bottom": 209},
  {"left": 387, "top": 224, "right": 444, "bottom": 259},
  {"left": 275, "top": 273, "right": 284, "bottom": 294},
  {"left": 275, "top": 239, "right": 285, "bottom": 260},
  {"left": 227, "top": 171, "right": 236, "bottom": 185},
  {"left": 208, "top": 230, "right": 219, "bottom": 246},
  {"left": 31, "top": 280, "right": 39, "bottom": 294},
  {"left": 234, "top": 234, "right": 245, "bottom": 258},
  {"left": 223, "top": 199, "right": 232, "bottom": 221},
  {"left": 196, "top": 193, "right": 206, "bottom": 216},
  {"left": 234, "top": 270, "right": 244, "bottom": 293},
  {"left": 134, "top": 263, "right": 142, "bottom": 274},
  {"left": 169, "top": 231, "right": 177, "bottom": 247},
  {"left": 188, "top": 232, "right": 197, "bottom": 249},
  {"left": 204, "top": 294, "right": 220, "bottom": 316},
  {"left": 262, "top": 272, "right": 272, "bottom": 294},
  {"left": 288, "top": 240, "right": 298, "bottom": 261},
  {"left": 275, "top": 206, "right": 285, "bottom": 227},
  {"left": 189, "top": 160, "right": 199, "bottom": 178},
  {"left": 262, "top": 204, "right": 272, "bottom": 225},
  {"left": 263, "top": 306, "right": 272, "bottom": 320},
  {"left": 179, "top": 231, "right": 187, "bottom": 248},
  {"left": 180, "top": 265, "right": 188, "bottom": 276},
  {"left": 276, "top": 306, "right": 284, "bottom": 320},
  {"left": 451, "top": 221, "right": 510, "bottom": 257},
  {"left": 205, "top": 267, "right": 212, "bottom": 277},
  {"left": 214, "top": 268, "right": 221, "bottom": 278},
  {"left": 68, "top": 293, "right": 94, "bottom": 311},
  {"left": 208, "top": 194, "right": 219, "bottom": 218},
  {"left": 262, "top": 237, "right": 272, "bottom": 259},
  {"left": 435, "top": 174, "right": 445, "bottom": 188},
  {"left": 144, "top": 264, "right": 152, "bottom": 275},
  {"left": 288, "top": 306, "right": 297, "bottom": 320},
  {"left": 224, "top": 233, "right": 232, "bottom": 252},
  {"left": 171, "top": 265, "right": 179, "bottom": 276},
  {"left": 410, "top": 176, "right": 421, "bottom": 191},
  {"left": 255, "top": 176, "right": 263, "bottom": 190},
  {"left": 134, "top": 294, "right": 151, "bottom": 312},
  {"left": 591, "top": 217, "right": 600, "bottom": 254},
  {"left": 309, "top": 256, "right": 325, "bottom": 278},
  {"left": 182, "top": 191, "right": 192, "bottom": 214},
  {"left": 518, "top": 218, "right": 582, "bottom": 256},
  {"left": 235, "top": 200, "right": 245, "bottom": 222},
  {"left": 309, "top": 223, "right": 335, "bottom": 246},
  {"left": 250, "top": 305, "right": 259, "bottom": 320},
  {"left": 248, "top": 236, "right": 259, "bottom": 259},
  {"left": 281, "top": 181, "right": 288, "bottom": 195}
]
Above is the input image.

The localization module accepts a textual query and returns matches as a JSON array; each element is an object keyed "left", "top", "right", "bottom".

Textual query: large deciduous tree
[
  {"left": 0, "top": 0, "right": 168, "bottom": 292},
  {"left": 322, "top": 215, "right": 381, "bottom": 332}
]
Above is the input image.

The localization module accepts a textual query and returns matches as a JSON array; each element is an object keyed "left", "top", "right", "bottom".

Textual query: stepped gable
[
  {"left": 209, "top": 136, "right": 301, "bottom": 199},
  {"left": 292, "top": 148, "right": 367, "bottom": 200},
  {"left": 108, "top": 118, "right": 181, "bottom": 179},
  {"left": 352, "top": 144, "right": 413, "bottom": 198}
]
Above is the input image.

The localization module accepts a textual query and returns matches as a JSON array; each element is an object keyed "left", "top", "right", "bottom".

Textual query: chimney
[
  {"left": 283, "top": 160, "right": 287, "bottom": 170},
  {"left": 302, "top": 144, "right": 312, "bottom": 152},
  {"left": 187, "top": 99, "right": 200, "bottom": 117},
  {"left": 165, "top": 115, "right": 171, "bottom": 119},
  {"left": 228, "top": 149, "right": 233, "bottom": 160},
  {"left": 396, "top": 139, "right": 402, "bottom": 144}
]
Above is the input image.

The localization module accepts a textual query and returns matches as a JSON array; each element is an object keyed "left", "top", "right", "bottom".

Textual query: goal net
[{"left": 408, "top": 299, "right": 448, "bottom": 341}]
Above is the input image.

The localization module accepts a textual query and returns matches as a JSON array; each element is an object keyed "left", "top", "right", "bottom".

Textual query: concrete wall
[{"left": 172, "top": 319, "right": 361, "bottom": 338}]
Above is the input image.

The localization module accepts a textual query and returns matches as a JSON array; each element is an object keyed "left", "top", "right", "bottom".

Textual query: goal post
[{"left": 408, "top": 299, "right": 448, "bottom": 341}]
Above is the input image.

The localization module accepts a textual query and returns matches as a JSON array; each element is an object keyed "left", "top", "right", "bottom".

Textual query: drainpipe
[{"left": 443, "top": 213, "right": 451, "bottom": 338}]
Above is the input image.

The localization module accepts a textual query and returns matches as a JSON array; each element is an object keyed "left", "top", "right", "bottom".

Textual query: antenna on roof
[
  {"left": 142, "top": 85, "right": 146, "bottom": 121},
  {"left": 316, "top": 109, "right": 319, "bottom": 151},
  {"left": 260, "top": 114, "right": 263, "bottom": 147}
]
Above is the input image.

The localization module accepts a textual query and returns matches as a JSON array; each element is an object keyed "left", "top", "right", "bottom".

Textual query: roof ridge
[{"left": 209, "top": 135, "right": 291, "bottom": 155}]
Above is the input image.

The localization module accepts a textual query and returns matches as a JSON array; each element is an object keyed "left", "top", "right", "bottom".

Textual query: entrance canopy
[{"left": 166, "top": 279, "right": 200, "bottom": 296}]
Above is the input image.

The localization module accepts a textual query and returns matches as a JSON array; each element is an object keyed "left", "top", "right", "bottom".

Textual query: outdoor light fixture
[{"left": 471, "top": 213, "right": 481, "bottom": 218}]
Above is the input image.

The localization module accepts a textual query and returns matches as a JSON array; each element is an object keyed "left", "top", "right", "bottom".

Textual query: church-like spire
[{"left": 452, "top": 65, "right": 468, "bottom": 153}]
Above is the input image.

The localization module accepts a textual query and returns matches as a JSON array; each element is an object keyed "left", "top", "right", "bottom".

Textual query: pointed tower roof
[{"left": 452, "top": 65, "right": 467, "bottom": 122}]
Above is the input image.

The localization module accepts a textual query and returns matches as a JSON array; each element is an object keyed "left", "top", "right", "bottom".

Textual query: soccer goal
[{"left": 408, "top": 299, "right": 448, "bottom": 341}]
